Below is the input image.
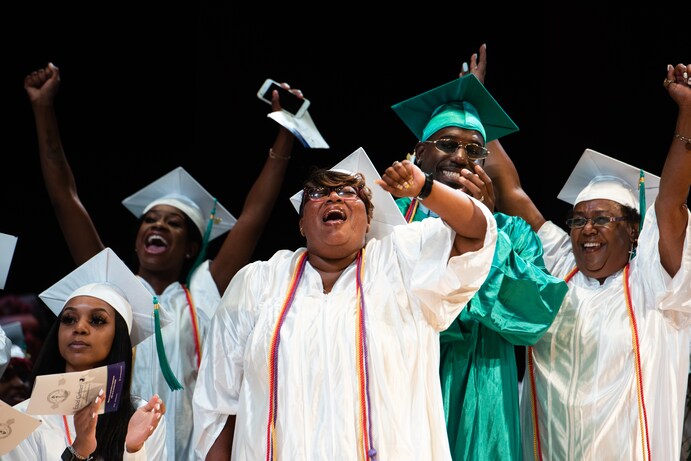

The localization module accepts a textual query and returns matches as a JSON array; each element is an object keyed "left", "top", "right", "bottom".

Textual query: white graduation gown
[
  {"left": 5, "top": 396, "right": 167, "bottom": 460},
  {"left": 520, "top": 207, "right": 691, "bottom": 461},
  {"left": 193, "top": 212, "right": 498, "bottom": 461},
  {"left": 130, "top": 260, "right": 220, "bottom": 461}
]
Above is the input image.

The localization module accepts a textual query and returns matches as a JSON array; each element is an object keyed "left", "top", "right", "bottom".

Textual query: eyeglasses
[
  {"left": 304, "top": 186, "right": 362, "bottom": 202},
  {"left": 424, "top": 139, "right": 490, "bottom": 160},
  {"left": 565, "top": 216, "right": 629, "bottom": 229}
]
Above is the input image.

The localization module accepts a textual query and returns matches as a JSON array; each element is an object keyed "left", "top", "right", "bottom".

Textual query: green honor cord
[
  {"left": 186, "top": 198, "right": 218, "bottom": 286},
  {"left": 153, "top": 296, "right": 184, "bottom": 391}
]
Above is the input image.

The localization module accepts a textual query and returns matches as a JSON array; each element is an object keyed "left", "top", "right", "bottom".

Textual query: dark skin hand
[
  {"left": 71, "top": 391, "right": 166, "bottom": 457},
  {"left": 205, "top": 161, "right": 493, "bottom": 460},
  {"left": 24, "top": 63, "right": 303, "bottom": 296},
  {"left": 413, "top": 42, "right": 495, "bottom": 212},
  {"left": 483, "top": 62, "right": 691, "bottom": 281}
]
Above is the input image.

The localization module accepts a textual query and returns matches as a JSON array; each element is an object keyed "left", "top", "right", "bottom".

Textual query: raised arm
[
  {"left": 459, "top": 43, "right": 487, "bottom": 82},
  {"left": 482, "top": 139, "right": 546, "bottom": 232},
  {"left": 24, "top": 63, "right": 105, "bottom": 265},
  {"left": 456, "top": 44, "right": 546, "bottom": 231},
  {"left": 208, "top": 83, "right": 303, "bottom": 294},
  {"left": 377, "top": 160, "right": 490, "bottom": 256},
  {"left": 657, "top": 63, "right": 691, "bottom": 276}
]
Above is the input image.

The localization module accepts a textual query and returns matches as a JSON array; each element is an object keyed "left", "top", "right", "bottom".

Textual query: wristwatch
[
  {"left": 61, "top": 445, "right": 94, "bottom": 461},
  {"left": 416, "top": 172, "right": 434, "bottom": 201}
]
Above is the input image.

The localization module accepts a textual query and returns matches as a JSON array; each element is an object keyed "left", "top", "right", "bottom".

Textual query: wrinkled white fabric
[
  {"left": 521, "top": 207, "right": 691, "bottom": 461},
  {"left": 5, "top": 396, "right": 167, "bottom": 460},
  {"left": 0, "top": 326, "right": 12, "bottom": 377},
  {"left": 193, "top": 213, "right": 497, "bottom": 461},
  {"left": 131, "top": 259, "right": 220, "bottom": 461}
]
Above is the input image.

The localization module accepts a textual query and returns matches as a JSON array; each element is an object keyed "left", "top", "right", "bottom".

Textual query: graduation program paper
[
  {"left": 268, "top": 110, "right": 329, "bottom": 149},
  {"left": 0, "top": 400, "right": 41, "bottom": 455},
  {"left": 26, "top": 362, "right": 126, "bottom": 415}
]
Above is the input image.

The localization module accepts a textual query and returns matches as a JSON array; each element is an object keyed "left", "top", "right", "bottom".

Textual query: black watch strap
[{"left": 416, "top": 172, "right": 434, "bottom": 201}]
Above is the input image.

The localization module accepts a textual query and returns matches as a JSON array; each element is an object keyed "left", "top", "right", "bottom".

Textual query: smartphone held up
[{"left": 257, "top": 79, "right": 310, "bottom": 118}]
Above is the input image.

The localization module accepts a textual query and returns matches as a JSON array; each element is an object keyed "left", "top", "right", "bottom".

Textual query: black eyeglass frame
[
  {"left": 565, "top": 216, "right": 629, "bottom": 229},
  {"left": 303, "top": 185, "right": 364, "bottom": 202},
  {"left": 423, "top": 138, "right": 490, "bottom": 160}
]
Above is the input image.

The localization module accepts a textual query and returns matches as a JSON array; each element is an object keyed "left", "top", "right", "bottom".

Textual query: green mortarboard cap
[{"left": 391, "top": 74, "right": 518, "bottom": 142}]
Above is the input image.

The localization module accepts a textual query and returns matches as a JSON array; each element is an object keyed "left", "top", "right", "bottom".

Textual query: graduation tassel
[
  {"left": 153, "top": 296, "right": 184, "bottom": 391},
  {"left": 186, "top": 198, "right": 218, "bottom": 286},
  {"left": 638, "top": 169, "right": 646, "bottom": 229},
  {"left": 629, "top": 169, "right": 647, "bottom": 262}
]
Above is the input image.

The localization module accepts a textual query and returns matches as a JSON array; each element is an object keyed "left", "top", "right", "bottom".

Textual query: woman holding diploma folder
[{"left": 5, "top": 248, "right": 168, "bottom": 460}]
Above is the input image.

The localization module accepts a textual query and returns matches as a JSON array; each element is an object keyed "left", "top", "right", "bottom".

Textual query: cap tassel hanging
[
  {"left": 186, "top": 198, "right": 218, "bottom": 286},
  {"left": 153, "top": 296, "right": 184, "bottom": 391},
  {"left": 629, "top": 169, "right": 646, "bottom": 262},
  {"left": 638, "top": 169, "right": 646, "bottom": 228}
]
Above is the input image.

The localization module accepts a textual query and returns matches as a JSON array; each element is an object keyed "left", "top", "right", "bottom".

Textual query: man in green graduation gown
[{"left": 390, "top": 58, "right": 568, "bottom": 460}]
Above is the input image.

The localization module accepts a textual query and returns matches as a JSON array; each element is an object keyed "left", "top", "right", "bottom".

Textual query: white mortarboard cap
[
  {"left": 38, "top": 248, "right": 171, "bottom": 346},
  {"left": 558, "top": 148, "right": 660, "bottom": 211},
  {"left": 121, "top": 167, "right": 237, "bottom": 241},
  {"left": 289, "top": 147, "right": 406, "bottom": 241},
  {"left": 1, "top": 321, "right": 24, "bottom": 351},
  {"left": 0, "top": 232, "right": 18, "bottom": 290}
]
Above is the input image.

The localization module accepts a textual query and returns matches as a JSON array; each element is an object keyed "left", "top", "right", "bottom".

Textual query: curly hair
[{"left": 299, "top": 168, "right": 375, "bottom": 223}]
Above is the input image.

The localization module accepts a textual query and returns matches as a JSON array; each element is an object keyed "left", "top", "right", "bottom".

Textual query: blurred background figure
[
  {"left": 0, "top": 293, "right": 51, "bottom": 363},
  {"left": 0, "top": 347, "right": 32, "bottom": 406},
  {"left": 0, "top": 292, "right": 51, "bottom": 407}
]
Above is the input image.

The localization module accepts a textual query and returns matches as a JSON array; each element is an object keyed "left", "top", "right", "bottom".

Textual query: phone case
[{"left": 257, "top": 78, "right": 310, "bottom": 118}]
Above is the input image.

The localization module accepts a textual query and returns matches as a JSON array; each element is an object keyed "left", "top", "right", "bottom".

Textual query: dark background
[{"left": 1, "top": 4, "right": 689, "bottom": 298}]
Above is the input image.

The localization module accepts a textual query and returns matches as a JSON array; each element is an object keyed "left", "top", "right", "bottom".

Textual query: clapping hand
[
  {"left": 71, "top": 388, "right": 104, "bottom": 458},
  {"left": 125, "top": 394, "right": 165, "bottom": 454}
]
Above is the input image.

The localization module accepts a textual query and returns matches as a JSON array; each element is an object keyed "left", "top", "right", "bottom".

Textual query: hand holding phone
[{"left": 257, "top": 79, "right": 310, "bottom": 118}]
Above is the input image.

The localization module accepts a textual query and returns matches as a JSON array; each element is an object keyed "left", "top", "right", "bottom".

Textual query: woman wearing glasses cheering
[
  {"left": 192, "top": 147, "right": 498, "bottom": 460},
  {"left": 484, "top": 61, "right": 691, "bottom": 460}
]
